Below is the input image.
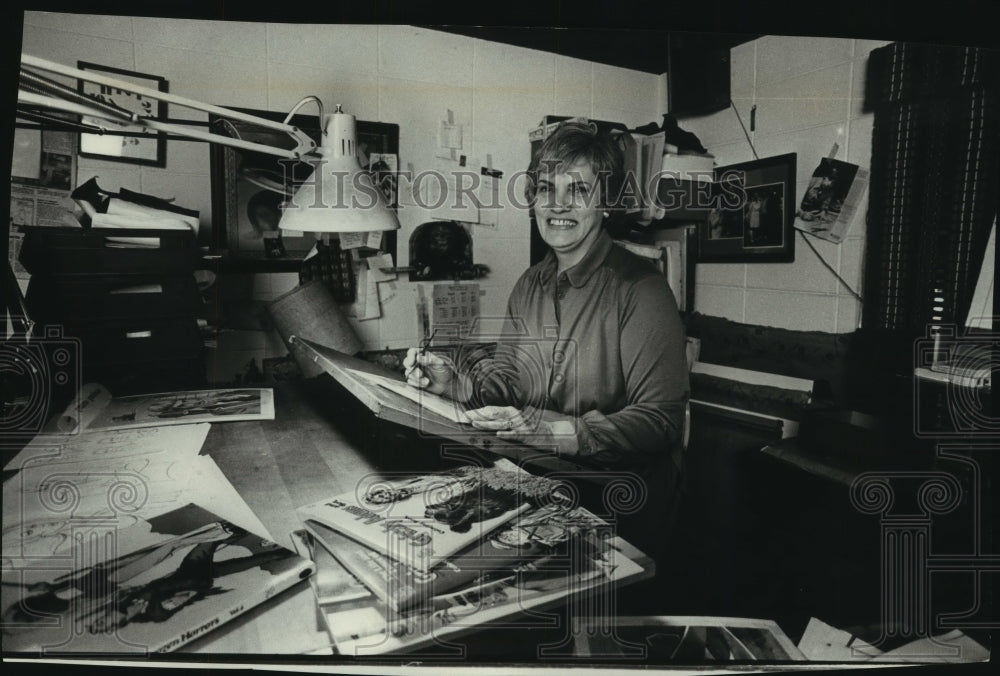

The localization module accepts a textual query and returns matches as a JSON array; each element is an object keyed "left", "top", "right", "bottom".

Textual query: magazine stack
[{"left": 293, "top": 457, "right": 654, "bottom": 655}]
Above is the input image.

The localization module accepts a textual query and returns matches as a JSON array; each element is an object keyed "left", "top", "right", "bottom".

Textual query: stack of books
[{"left": 292, "top": 457, "right": 654, "bottom": 656}]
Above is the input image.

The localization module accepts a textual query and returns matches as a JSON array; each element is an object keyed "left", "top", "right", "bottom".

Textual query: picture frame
[
  {"left": 76, "top": 62, "right": 168, "bottom": 167},
  {"left": 209, "top": 106, "right": 398, "bottom": 272},
  {"left": 700, "top": 153, "right": 796, "bottom": 263}
]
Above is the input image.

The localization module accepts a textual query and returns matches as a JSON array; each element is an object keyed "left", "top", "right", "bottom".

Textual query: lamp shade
[{"left": 278, "top": 107, "right": 400, "bottom": 233}]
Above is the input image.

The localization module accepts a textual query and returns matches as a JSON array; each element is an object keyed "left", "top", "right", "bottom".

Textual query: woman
[{"left": 403, "top": 121, "right": 689, "bottom": 557}]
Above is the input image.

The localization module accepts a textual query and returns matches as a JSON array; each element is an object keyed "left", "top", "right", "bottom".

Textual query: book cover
[
  {"left": 290, "top": 529, "right": 372, "bottom": 606},
  {"left": 296, "top": 458, "right": 561, "bottom": 573},
  {"left": 331, "top": 528, "right": 652, "bottom": 656},
  {"left": 794, "top": 157, "right": 870, "bottom": 243},
  {"left": 2, "top": 503, "right": 313, "bottom": 654},
  {"left": 305, "top": 499, "right": 610, "bottom": 613}
]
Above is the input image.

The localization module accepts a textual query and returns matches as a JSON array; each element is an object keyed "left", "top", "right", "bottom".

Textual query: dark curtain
[{"left": 863, "top": 42, "right": 999, "bottom": 335}]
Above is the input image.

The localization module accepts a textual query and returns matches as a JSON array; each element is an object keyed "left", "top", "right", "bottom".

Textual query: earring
[{"left": 603, "top": 211, "right": 610, "bottom": 218}]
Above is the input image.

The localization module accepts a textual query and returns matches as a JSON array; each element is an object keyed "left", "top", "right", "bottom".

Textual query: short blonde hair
[{"left": 524, "top": 120, "right": 626, "bottom": 213}]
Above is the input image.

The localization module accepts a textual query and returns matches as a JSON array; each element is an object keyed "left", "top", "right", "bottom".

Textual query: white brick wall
[
  {"left": 684, "top": 37, "right": 890, "bottom": 333},
  {"left": 21, "top": 14, "right": 661, "bottom": 352}
]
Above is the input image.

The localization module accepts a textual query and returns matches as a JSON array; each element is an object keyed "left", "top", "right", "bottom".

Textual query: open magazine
[{"left": 2, "top": 503, "right": 312, "bottom": 654}]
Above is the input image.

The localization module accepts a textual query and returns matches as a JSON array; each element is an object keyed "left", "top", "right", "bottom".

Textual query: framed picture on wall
[
  {"left": 76, "top": 62, "right": 168, "bottom": 167},
  {"left": 209, "top": 106, "right": 398, "bottom": 272},
  {"left": 699, "top": 153, "right": 797, "bottom": 263}
]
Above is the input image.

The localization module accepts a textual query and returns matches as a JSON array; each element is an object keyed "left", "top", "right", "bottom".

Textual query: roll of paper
[
  {"left": 267, "top": 281, "right": 363, "bottom": 379},
  {"left": 57, "top": 382, "right": 111, "bottom": 432}
]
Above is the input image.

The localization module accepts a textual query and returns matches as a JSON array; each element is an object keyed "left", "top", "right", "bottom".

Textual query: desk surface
[{"left": 184, "top": 378, "right": 652, "bottom": 656}]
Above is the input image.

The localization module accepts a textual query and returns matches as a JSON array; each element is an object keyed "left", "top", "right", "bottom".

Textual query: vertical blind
[{"left": 863, "top": 42, "right": 999, "bottom": 334}]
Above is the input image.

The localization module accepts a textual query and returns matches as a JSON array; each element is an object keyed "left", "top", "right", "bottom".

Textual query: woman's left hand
[
  {"left": 466, "top": 405, "right": 535, "bottom": 432},
  {"left": 465, "top": 406, "right": 578, "bottom": 456}
]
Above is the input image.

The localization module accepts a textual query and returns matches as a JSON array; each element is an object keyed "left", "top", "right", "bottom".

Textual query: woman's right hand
[{"left": 403, "top": 348, "right": 470, "bottom": 402}]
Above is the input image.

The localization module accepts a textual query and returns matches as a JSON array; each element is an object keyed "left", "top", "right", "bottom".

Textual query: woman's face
[{"left": 533, "top": 158, "right": 605, "bottom": 264}]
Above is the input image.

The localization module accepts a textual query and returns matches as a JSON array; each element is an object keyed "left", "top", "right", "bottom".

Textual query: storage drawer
[
  {"left": 65, "top": 316, "right": 204, "bottom": 368},
  {"left": 26, "top": 274, "right": 202, "bottom": 322},
  {"left": 19, "top": 226, "right": 198, "bottom": 276}
]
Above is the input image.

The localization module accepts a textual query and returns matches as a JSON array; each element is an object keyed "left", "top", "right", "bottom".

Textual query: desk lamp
[{"left": 16, "top": 53, "right": 401, "bottom": 235}]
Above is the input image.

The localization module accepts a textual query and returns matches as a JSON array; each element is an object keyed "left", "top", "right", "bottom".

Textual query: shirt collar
[{"left": 563, "top": 229, "right": 614, "bottom": 288}]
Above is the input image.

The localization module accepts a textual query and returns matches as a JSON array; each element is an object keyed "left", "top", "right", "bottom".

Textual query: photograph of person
[
  {"left": 741, "top": 183, "right": 785, "bottom": 248},
  {"left": 796, "top": 157, "right": 862, "bottom": 235},
  {"left": 402, "top": 120, "right": 690, "bottom": 562}
]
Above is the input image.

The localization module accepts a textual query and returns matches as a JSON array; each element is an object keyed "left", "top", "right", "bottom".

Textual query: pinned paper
[
  {"left": 367, "top": 253, "right": 396, "bottom": 282},
  {"left": 361, "top": 264, "right": 380, "bottom": 320},
  {"left": 339, "top": 232, "right": 365, "bottom": 250},
  {"left": 432, "top": 283, "right": 481, "bottom": 340},
  {"left": 377, "top": 279, "right": 399, "bottom": 307},
  {"left": 439, "top": 109, "right": 463, "bottom": 149},
  {"left": 365, "top": 230, "right": 383, "bottom": 250},
  {"left": 478, "top": 155, "right": 502, "bottom": 228},
  {"left": 436, "top": 110, "right": 461, "bottom": 160}
]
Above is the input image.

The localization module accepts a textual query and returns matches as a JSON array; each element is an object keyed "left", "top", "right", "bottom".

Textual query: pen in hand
[{"left": 405, "top": 328, "right": 438, "bottom": 382}]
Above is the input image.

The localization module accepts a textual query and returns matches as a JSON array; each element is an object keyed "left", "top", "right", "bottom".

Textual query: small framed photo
[
  {"left": 76, "top": 62, "right": 168, "bottom": 167},
  {"left": 700, "top": 153, "right": 797, "bottom": 263}
]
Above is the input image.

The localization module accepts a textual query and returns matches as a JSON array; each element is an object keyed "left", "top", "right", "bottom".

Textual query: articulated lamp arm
[
  {"left": 17, "top": 53, "right": 400, "bottom": 234},
  {"left": 17, "top": 53, "right": 318, "bottom": 160}
]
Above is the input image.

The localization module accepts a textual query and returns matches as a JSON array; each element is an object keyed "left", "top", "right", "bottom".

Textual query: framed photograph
[
  {"left": 209, "top": 106, "right": 398, "bottom": 272},
  {"left": 76, "top": 62, "right": 168, "bottom": 167},
  {"left": 700, "top": 153, "right": 796, "bottom": 263}
]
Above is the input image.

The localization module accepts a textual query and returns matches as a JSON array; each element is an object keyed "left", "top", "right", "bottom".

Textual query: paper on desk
[
  {"left": 3, "top": 453, "right": 271, "bottom": 572},
  {"left": 872, "top": 629, "right": 990, "bottom": 663},
  {"left": 4, "top": 421, "right": 210, "bottom": 472},
  {"left": 107, "top": 197, "right": 199, "bottom": 234},
  {"left": 4, "top": 453, "right": 207, "bottom": 547},
  {"left": 59, "top": 384, "right": 275, "bottom": 433},
  {"left": 796, "top": 617, "right": 882, "bottom": 661}
]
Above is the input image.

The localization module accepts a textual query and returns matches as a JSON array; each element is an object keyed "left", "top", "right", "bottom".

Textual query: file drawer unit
[{"left": 20, "top": 226, "right": 207, "bottom": 394}]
